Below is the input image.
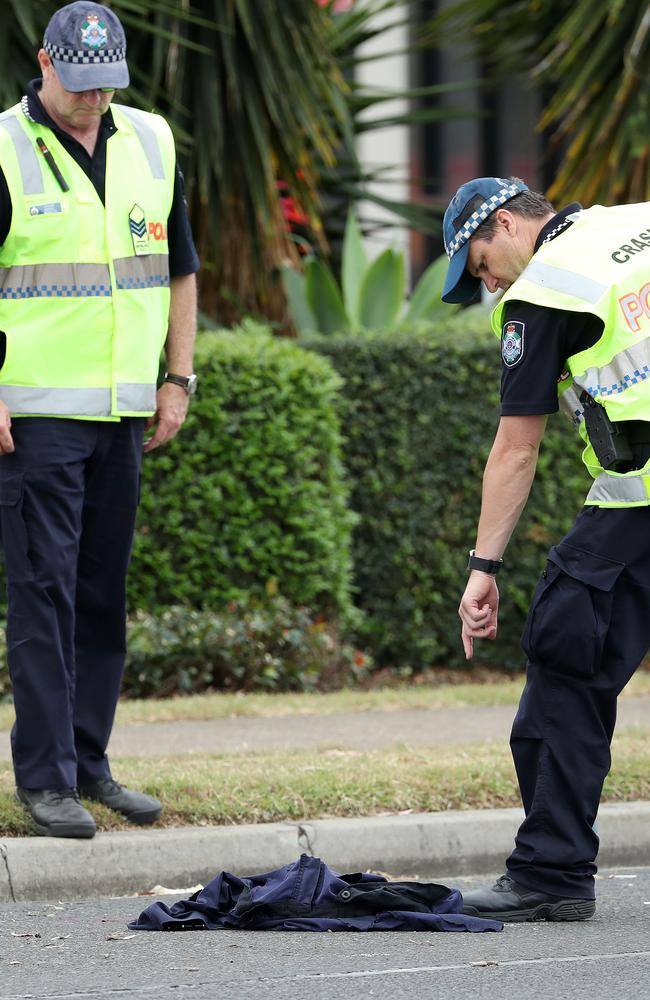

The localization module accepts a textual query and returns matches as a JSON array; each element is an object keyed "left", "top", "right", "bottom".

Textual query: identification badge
[
  {"left": 29, "top": 202, "right": 62, "bottom": 216},
  {"left": 129, "top": 204, "right": 150, "bottom": 256}
]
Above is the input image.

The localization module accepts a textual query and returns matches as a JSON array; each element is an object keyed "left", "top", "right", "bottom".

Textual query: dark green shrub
[
  {"left": 122, "top": 598, "right": 369, "bottom": 697},
  {"left": 305, "top": 311, "right": 587, "bottom": 671},
  {"left": 0, "top": 599, "right": 370, "bottom": 701},
  {"left": 130, "top": 324, "right": 356, "bottom": 621}
]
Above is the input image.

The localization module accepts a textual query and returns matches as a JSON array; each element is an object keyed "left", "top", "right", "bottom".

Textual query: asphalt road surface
[
  {"left": 1, "top": 866, "right": 648, "bottom": 1000},
  {"left": 4, "top": 696, "right": 650, "bottom": 760}
]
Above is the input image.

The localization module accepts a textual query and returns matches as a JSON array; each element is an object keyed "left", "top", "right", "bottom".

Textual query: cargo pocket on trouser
[
  {"left": 521, "top": 541, "right": 624, "bottom": 679},
  {"left": 0, "top": 471, "right": 33, "bottom": 582}
]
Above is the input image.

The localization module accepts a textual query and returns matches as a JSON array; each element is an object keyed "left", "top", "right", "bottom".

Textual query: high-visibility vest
[
  {"left": 0, "top": 101, "right": 176, "bottom": 419},
  {"left": 492, "top": 204, "right": 650, "bottom": 507}
]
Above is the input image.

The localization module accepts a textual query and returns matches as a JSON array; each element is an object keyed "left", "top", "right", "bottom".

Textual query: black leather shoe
[
  {"left": 79, "top": 779, "right": 162, "bottom": 824},
  {"left": 462, "top": 874, "right": 596, "bottom": 922},
  {"left": 16, "top": 787, "right": 96, "bottom": 839}
]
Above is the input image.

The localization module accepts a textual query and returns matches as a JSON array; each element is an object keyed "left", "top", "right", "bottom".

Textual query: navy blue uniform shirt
[
  {"left": 500, "top": 204, "right": 602, "bottom": 417},
  {"left": 0, "top": 80, "right": 199, "bottom": 277}
]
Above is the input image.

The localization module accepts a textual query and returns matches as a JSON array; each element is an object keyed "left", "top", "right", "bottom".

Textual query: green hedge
[
  {"left": 0, "top": 599, "right": 370, "bottom": 701},
  {"left": 129, "top": 326, "right": 356, "bottom": 620},
  {"left": 304, "top": 311, "right": 588, "bottom": 671}
]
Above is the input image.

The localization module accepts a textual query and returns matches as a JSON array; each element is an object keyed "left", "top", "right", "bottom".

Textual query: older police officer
[
  {"left": 0, "top": 3, "right": 199, "bottom": 836},
  {"left": 442, "top": 177, "right": 650, "bottom": 921}
]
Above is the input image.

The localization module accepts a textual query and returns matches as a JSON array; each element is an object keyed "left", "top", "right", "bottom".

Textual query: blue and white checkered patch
[
  {"left": 445, "top": 183, "right": 523, "bottom": 259},
  {"left": 44, "top": 40, "right": 125, "bottom": 65}
]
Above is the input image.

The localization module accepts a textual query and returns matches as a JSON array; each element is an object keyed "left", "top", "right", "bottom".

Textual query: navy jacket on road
[{"left": 129, "top": 855, "right": 503, "bottom": 933}]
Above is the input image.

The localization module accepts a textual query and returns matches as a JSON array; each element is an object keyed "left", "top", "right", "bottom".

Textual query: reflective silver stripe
[
  {"left": 572, "top": 338, "right": 650, "bottom": 399},
  {"left": 586, "top": 472, "right": 650, "bottom": 505},
  {"left": 521, "top": 261, "right": 608, "bottom": 305},
  {"left": 0, "top": 386, "right": 111, "bottom": 416},
  {"left": 116, "top": 383, "right": 157, "bottom": 412},
  {"left": 116, "top": 106, "right": 165, "bottom": 179},
  {"left": 113, "top": 255, "right": 170, "bottom": 290},
  {"left": 0, "top": 262, "right": 112, "bottom": 299},
  {"left": 558, "top": 384, "right": 584, "bottom": 427},
  {"left": 0, "top": 112, "right": 44, "bottom": 195}
]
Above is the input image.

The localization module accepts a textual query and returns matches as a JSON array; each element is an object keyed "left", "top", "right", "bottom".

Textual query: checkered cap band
[
  {"left": 445, "top": 184, "right": 523, "bottom": 259},
  {"left": 44, "top": 39, "right": 125, "bottom": 64}
]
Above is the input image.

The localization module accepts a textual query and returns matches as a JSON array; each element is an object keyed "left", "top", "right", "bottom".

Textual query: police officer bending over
[
  {"left": 442, "top": 176, "right": 650, "bottom": 921},
  {"left": 0, "top": 2, "right": 199, "bottom": 837}
]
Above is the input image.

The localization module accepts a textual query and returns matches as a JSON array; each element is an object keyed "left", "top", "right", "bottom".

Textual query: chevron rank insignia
[{"left": 129, "top": 204, "right": 150, "bottom": 256}]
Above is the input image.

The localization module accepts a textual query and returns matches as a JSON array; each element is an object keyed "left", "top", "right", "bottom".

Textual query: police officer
[
  {"left": 441, "top": 176, "right": 650, "bottom": 921},
  {"left": 0, "top": 2, "right": 199, "bottom": 837}
]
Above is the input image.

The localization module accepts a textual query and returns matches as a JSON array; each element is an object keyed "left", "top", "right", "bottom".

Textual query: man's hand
[
  {"left": 0, "top": 401, "right": 15, "bottom": 454},
  {"left": 459, "top": 571, "right": 499, "bottom": 660},
  {"left": 143, "top": 382, "right": 189, "bottom": 453}
]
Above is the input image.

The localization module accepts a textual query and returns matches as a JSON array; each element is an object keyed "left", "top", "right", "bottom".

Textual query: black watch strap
[
  {"left": 467, "top": 549, "right": 503, "bottom": 574},
  {"left": 163, "top": 372, "right": 197, "bottom": 395}
]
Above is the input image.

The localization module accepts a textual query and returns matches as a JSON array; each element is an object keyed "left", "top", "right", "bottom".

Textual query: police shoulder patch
[{"left": 501, "top": 320, "right": 525, "bottom": 368}]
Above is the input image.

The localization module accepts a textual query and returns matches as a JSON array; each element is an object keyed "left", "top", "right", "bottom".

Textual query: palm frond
[{"left": 426, "top": 0, "right": 650, "bottom": 206}]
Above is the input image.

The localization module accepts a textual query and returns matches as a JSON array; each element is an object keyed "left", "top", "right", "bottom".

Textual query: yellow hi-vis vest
[
  {"left": 0, "top": 101, "right": 176, "bottom": 418},
  {"left": 492, "top": 203, "right": 650, "bottom": 507}
]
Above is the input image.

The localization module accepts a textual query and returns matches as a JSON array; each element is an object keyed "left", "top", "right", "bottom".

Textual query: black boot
[
  {"left": 79, "top": 779, "right": 162, "bottom": 824},
  {"left": 462, "top": 874, "right": 596, "bottom": 922},
  {"left": 16, "top": 787, "right": 96, "bottom": 839}
]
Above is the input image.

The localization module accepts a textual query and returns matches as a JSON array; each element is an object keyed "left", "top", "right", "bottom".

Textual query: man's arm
[
  {"left": 459, "top": 413, "right": 547, "bottom": 659},
  {"left": 0, "top": 401, "right": 14, "bottom": 454},
  {"left": 143, "top": 273, "right": 197, "bottom": 454}
]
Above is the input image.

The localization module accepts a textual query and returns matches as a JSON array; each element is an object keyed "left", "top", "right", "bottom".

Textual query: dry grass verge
[{"left": 1, "top": 727, "right": 647, "bottom": 837}]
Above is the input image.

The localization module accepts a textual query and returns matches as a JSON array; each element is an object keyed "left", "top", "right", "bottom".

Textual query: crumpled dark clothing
[{"left": 128, "top": 854, "right": 502, "bottom": 933}]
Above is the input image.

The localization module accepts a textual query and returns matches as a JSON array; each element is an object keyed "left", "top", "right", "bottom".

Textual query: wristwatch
[
  {"left": 467, "top": 549, "right": 503, "bottom": 575},
  {"left": 163, "top": 372, "right": 198, "bottom": 396}
]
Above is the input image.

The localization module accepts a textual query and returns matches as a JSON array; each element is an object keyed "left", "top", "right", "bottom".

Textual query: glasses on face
[{"left": 71, "top": 86, "right": 116, "bottom": 95}]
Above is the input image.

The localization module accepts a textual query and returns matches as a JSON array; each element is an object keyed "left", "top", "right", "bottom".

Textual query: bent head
[
  {"left": 38, "top": 50, "right": 115, "bottom": 129},
  {"left": 441, "top": 178, "right": 555, "bottom": 304}
]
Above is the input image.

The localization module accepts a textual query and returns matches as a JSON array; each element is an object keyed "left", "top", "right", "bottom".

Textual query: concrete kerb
[{"left": 1, "top": 801, "right": 649, "bottom": 903}]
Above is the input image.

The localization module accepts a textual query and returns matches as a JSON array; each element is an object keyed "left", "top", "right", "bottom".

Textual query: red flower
[
  {"left": 316, "top": 0, "right": 355, "bottom": 11},
  {"left": 277, "top": 180, "right": 309, "bottom": 228}
]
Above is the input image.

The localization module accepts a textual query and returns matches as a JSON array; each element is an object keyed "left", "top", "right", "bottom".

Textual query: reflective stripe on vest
[
  {"left": 113, "top": 254, "right": 170, "bottom": 290},
  {"left": 0, "top": 385, "right": 111, "bottom": 415},
  {"left": 558, "top": 383, "right": 584, "bottom": 427},
  {"left": 0, "top": 262, "right": 112, "bottom": 298},
  {"left": 0, "top": 111, "right": 44, "bottom": 195},
  {"left": 116, "top": 383, "right": 157, "bottom": 412},
  {"left": 571, "top": 338, "right": 650, "bottom": 400},
  {"left": 0, "top": 258, "right": 170, "bottom": 298},
  {"left": 520, "top": 260, "right": 608, "bottom": 305},
  {"left": 0, "top": 382, "right": 156, "bottom": 416},
  {"left": 586, "top": 471, "right": 650, "bottom": 506},
  {"left": 114, "top": 105, "right": 165, "bottom": 179}
]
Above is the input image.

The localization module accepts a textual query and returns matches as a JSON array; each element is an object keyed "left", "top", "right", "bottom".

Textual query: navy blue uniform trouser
[
  {"left": 506, "top": 504, "right": 650, "bottom": 899},
  {"left": 0, "top": 417, "right": 143, "bottom": 789}
]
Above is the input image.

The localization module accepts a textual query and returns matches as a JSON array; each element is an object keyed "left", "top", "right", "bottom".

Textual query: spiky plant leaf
[
  {"left": 358, "top": 248, "right": 405, "bottom": 329},
  {"left": 305, "top": 259, "right": 350, "bottom": 335},
  {"left": 281, "top": 266, "right": 317, "bottom": 335},
  {"left": 341, "top": 208, "right": 369, "bottom": 325},
  {"left": 403, "top": 254, "right": 455, "bottom": 323}
]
